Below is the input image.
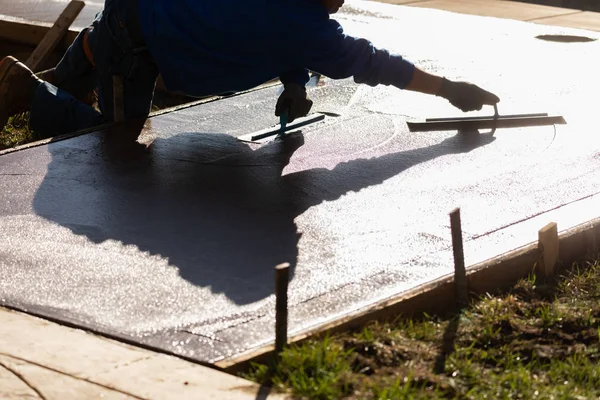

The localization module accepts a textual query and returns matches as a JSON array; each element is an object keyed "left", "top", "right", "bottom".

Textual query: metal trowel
[
  {"left": 407, "top": 104, "right": 566, "bottom": 133},
  {"left": 237, "top": 73, "right": 327, "bottom": 143},
  {"left": 237, "top": 113, "right": 325, "bottom": 143}
]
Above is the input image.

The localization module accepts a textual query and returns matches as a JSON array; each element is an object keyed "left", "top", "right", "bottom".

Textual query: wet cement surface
[{"left": 2, "top": 2, "right": 600, "bottom": 363}]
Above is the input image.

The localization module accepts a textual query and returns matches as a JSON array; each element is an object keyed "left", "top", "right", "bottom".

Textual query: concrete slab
[
  {"left": 1, "top": 1, "right": 600, "bottom": 365},
  {"left": 407, "top": 0, "right": 576, "bottom": 20},
  {"left": 0, "top": 0, "right": 99, "bottom": 29},
  {"left": 0, "top": 307, "right": 285, "bottom": 399},
  {"left": 372, "top": 0, "right": 600, "bottom": 32},
  {"left": 534, "top": 10, "right": 600, "bottom": 31},
  {"left": 369, "top": 0, "right": 431, "bottom": 4}
]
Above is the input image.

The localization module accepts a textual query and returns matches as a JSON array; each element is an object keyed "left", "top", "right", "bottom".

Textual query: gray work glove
[
  {"left": 438, "top": 78, "right": 500, "bottom": 112},
  {"left": 275, "top": 83, "right": 313, "bottom": 123}
]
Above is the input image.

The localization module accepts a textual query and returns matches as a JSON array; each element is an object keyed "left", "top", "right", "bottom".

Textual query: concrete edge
[
  {"left": 0, "top": 81, "right": 283, "bottom": 157},
  {"left": 0, "top": 121, "right": 121, "bottom": 156},
  {"left": 217, "top": 216, "right": 600, "bottom": 374}
]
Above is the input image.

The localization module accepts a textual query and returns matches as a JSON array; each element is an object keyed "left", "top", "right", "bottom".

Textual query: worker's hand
[
  {"left": 438, "top": 78, "right": 500, "bottom": 112},
  {"left": 275, "top": 83, "right": 313, "bottom": 123}
]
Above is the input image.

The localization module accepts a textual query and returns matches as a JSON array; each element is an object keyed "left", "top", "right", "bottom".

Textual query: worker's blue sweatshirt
[{"left": 138, "top": 0, "right": 415, "bottom": 97}]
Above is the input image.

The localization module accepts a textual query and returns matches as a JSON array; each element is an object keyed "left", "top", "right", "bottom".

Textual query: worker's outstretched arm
[{"left": 292, "top": 18, "right": 499, "bottom": 113}]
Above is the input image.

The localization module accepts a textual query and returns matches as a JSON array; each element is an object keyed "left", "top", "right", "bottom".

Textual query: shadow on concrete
[{"left": 32, "top": 120, "right": 495, "bottom": 306}]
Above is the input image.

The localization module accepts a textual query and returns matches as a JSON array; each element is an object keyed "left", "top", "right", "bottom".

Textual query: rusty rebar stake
[
  {"left": 450, "top": 208, "right": 468, "bottom": 308},
  {"left": 275, "top": 263, "right": 290, "bottom": 357}
]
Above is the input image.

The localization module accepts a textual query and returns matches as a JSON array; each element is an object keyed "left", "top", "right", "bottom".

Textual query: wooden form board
[
  {"left": 26, "top": 0, "right": 85, "bottom": 71},
  {"left": 0, "top": 14, "right": 80, "bottom": 50},
  {"left": 0, "top": 13, "right": 169, "bottom": 92}
]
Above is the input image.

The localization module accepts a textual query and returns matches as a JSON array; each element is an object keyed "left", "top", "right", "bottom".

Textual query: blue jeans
[{"left": 30, "top": 0, "right": 159, "bottom": 137}]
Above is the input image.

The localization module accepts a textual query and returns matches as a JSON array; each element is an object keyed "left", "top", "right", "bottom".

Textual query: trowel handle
[{"left": 278, "top": 109, "right": 289, "bottom": 135}]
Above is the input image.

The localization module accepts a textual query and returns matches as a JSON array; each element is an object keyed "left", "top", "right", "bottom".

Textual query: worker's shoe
[{"left": 0, "top": 56, "right": 41, "bottom": 131}]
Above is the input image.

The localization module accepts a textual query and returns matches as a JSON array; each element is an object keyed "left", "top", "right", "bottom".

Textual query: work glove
[
  {"left": 438, "top": 78, "right": 500, "bottom": 112},
  {"left": 275, "top": 83, "right": 313, "bottom": 123}
]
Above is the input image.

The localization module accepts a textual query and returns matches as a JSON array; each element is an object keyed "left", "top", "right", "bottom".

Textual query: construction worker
[{"left": 0, "top": 0, "right": 499, "bottom": 138}]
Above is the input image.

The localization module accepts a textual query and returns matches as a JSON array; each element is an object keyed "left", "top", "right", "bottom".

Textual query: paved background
[
  {"left": 3, "top": 0, "right": 600, "bottom": 31},
  {"left": 0, "top": 308, "right": 285, "bottom": 399},
  {"left": 1, "top": 1, "right": 600, "bottom": 364},
  {"left": 0, "top": 0, "right": 102, "bottom": 28}
]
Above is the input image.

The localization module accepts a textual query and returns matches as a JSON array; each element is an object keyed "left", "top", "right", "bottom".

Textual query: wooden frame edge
[
  {"left": 217, "top": 217, "right": 600, "bottom": 374},
  {"left": 0, "top": 14, "right": 80, "bottom": 50}
]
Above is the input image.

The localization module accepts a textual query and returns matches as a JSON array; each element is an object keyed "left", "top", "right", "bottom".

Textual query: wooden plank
[
  {"left": 0, "top": 308, "right": 287, "bottom": 399},
  {"left": 0, "top": 15, "right": 80, "bottom": 50},
  {"left": 25, "top": 0, "right": 85, "bottom": 71},
  {"left": 538, "top": 222, "right": 559, "bottom": 277},
  {"left": 0, "top": 0, "right": 99, "bottom": 28}
]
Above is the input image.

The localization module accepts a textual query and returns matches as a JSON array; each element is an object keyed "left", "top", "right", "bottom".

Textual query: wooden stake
[
  {"left": 113, "top": 75, "right": 125, "bottom": 122},
  {"left": 450, "top": 208, "right": 468, "bottom": 308},
  {"left": 275, "top": 263, "right": 290, "bottom": 356},
  {"left": 538, "top": 222, "right": 559, "bottom": 278},
  {"left": 26, "top": 0, "right": 85, "bottom": 72}
]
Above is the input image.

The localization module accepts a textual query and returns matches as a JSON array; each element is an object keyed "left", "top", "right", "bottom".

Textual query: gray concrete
[
  {"left": 1, "top": 1, "right": 600, "bottom": 364},
  {"left": 0, "top": 0, "right": 100, "bottom": 29}
]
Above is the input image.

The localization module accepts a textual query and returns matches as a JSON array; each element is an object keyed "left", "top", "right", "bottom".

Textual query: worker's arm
[
  {"left": 299, "top": 19, "right": 499, "bottom": 111},
  {"left": 406, "top": 68, "right": 500, "bottom": 112}
]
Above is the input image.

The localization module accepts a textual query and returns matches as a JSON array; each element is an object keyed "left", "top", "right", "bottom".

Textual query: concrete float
[{"left": 0, "top": 0, "right": 600, "bottom": 372}]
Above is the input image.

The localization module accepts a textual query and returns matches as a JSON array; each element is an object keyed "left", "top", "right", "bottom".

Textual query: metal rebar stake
[
  {"left": 275, "top": 263, "right": 290, "bottom": 357},
  {"left": 450, "top": 208, "right": 468, "bottom": 308}
]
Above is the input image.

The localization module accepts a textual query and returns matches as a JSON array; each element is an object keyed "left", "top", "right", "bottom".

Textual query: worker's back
[{"left": 139, "top": 0, "right": 330, "bottom": 96}]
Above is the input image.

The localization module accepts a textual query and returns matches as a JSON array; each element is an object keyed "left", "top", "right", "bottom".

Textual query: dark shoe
[{"left": 0, "top": 56, "right": 41, "bottom": 131}]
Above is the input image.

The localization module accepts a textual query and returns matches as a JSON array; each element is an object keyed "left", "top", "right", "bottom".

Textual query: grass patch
[
  {"left": 242, "top": 259, "right": 600, "bottom": 399},
  {"left": 0, "top": 112, "right": 34, "bottom": 149},
  {"left": 0, "top": 93, "right": 187, "bottom": 151}
]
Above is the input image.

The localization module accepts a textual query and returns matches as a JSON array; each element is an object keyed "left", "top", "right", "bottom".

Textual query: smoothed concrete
[{"left": 1, "top": 1, "right": 600, "bottom": 365}]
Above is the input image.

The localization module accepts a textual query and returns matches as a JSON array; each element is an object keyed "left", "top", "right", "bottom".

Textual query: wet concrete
[
  {"left": 1, "top": 2, "right": 600, "bottom": 363},
  {"left": 0, "top": 0, "right": 100, "bottom": 29}
]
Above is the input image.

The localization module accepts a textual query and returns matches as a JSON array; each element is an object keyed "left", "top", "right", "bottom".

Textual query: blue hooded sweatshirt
[{"left": 138, "top": 0, "right": 415, "bottom": 97}]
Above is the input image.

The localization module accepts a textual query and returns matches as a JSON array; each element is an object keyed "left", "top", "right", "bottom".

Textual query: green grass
[
  {"left": 0, "top": 93, "right": 184, "bottom": 151},
  {"left": 242, "top": 259, "right": 600, "bottom": 399},
  {"left": 0, "top": 112, "right": 34, "bottom": 149}
]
